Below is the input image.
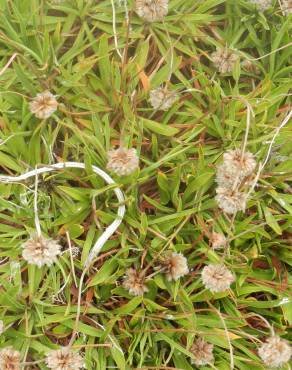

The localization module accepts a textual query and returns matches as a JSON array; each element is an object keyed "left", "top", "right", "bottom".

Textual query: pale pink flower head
[
  {"left": 163, "top": 252, "right": 189, "bottom": 281},
  {"left": 201, "top": 264, "right": 235, "bottom": 293},
  {"left": 0, "top": 320, "right": 4, "bottom": 334},
  {"left": 223, "top": 149, "right": 256, "bottom": 177},
  {"left": 22, "top": 235, "right": 62, "bottom": 268},
  {"left": 29, "top": 91, "right": 58, "bottom": 119},
  {"left": 249, "top": 0, "right": 272, "bottom": 11},
  {"left": 123, "top": 268, "right": 148, "bottom": 296},
  {"left": 46, "top": 347, "right": 85, "bottom": 370},
  {"left": 190, "top": 338, "right": 214, "bottom": 366},
  {"left": 216, "top": 163, "right": 239, "bottom": 188},
  {"left": 258, "top": 336, "right": 291, "bottom": 368},
  {"left": 107, "top": 147, "right": 139, "bottom": 176},
  {"left": 149, "top": 86, "right": 178, "bottom": 110},
  {"left": 211, "top": 48, "right": 238, "bottom": 73},
  {"left": 210, "top": 232, "right": 227, "bottom": 250},
  {"left": 135, "top": 0, "right": 168, "bottom": 22},
  {"left": 0, "top": 347, "right": 21, "bottom": 370},
  {"left": 215, "top": 187, "right": 246, "bottom": 214},
  {"left": 281, "top": 0, "right": 292, "bottom": 15}
]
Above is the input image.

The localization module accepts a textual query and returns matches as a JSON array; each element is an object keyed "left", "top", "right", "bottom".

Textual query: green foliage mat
[{"left": 0, "top": 0, "right": 291, "bottom": 369}]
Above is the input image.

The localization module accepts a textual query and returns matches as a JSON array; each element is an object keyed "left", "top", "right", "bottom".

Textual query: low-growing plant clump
[{"left": 0, "top": 0, "right": 291, "bottom": 369}]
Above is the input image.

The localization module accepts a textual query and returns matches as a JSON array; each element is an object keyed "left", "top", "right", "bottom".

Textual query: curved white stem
[
  {"left": 33, "top": 169, "right": 42, "bottom": 238},
  {"left": 0, "top": 161, "right": 126, "bottom": 268}
]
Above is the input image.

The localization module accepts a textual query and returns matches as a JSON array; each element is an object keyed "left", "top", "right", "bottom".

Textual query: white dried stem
[
  {"left": 33, "top": 168, "right": 42, "bottom": 238},
  {"left": 111, "top": 0, "right": 123, "bottom": 60},
  {"left": 0, "top": 53, "right": 18, "bottom": 77}
]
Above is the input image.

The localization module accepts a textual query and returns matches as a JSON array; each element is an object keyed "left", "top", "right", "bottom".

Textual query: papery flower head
[
  {"left": 215, "top": 187, "right": 246, "bottom": 214},
  {"left": 29, "top": 91, "right": 58, "bottom": 119},
  {"left": 258, "top": 336, "right": 291, "bottom": 368},
  {"left": 149, "top": 86, "right": 178, "bottom": 110},
  {"left": 210, "top": 232, "right": 227, "bottom": 250},
  {"left": 241, "top": 60, "right": 260, "bottom": 74},
  {"left": 162, "top": 252, "right": 189, "bottom": 281},
  {"left": 282, "top": 0, "right": 292, "bottom": 15},
  {"left": 22, "top": 235, "right": 62, "bottom": 268},
  {"left": 0, "top": 321, "right": 4, "bottom": 335},
  {"left": 223, "top": 149, "right": 256, "bottom": 177},
  {"left": 249, "top": 0, "right": 272, "bottom": 11},
  {"left": 107, "top": 147, "right": 139, "bottom": 176},
  {"left": 215, "top": 163, "right": 241, "bottom": 188},
  {"left": 211, "top": 48, "right": 238, "bottom": 73},
  {"left": 0, "top": 347, "right": 21, "bottom": 370},
  {"left": 46, "top": 347, "right": 85, "bottom": 370},
  {"left": 123, "top": 267, "right": 148, "bottom": 296},
  {"left": 135, "top": 0, "right": 168, "bottom": 22},
  {"left": 201, "top": 264, "right": 235, "bottom": 293},
  {"left": 190, "top": 338, "right": 214, "bottom": 366}
]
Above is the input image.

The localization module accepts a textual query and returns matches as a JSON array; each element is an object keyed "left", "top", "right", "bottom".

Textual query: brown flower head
[
  {"left": 190, "top": 338, "right": 214, "bottom": 366},
  {"left": 201, "top": 264, "right": 235, "bottom": 293},
  {"left": 211, "top": 48, "right": 238, "bottom": 73},
  {"left": 149, "top": 86, "right": 178, "bottom": 110},
  {"left": 162, "top": 252, "right": 189, "bottom": 281},
  {"left": 46, "top": 347, "right": 85, "bottom": 370},
  {"left": 241, "top": 60, "right": 260, "bottom": 74},
  {"left": 210, "top": 232, "right": 227, "bottom": 250},
  {"left": 22, "top": 235, "right": 62, "bottom": 268},
  {"left": 258, "top": 336, "right": 291, "bottom": 368},
  {"left": 135, "top": 0, "right": 168, "bottom": 22},
  {"left": 282, "top": 0, "right": 292, "bottom": 15},
  {"left": 123, "top": 268, "right": 148, "bottom": 296},
  {"left": 107, "top": 147, "right": 139, "bottom": 176},
  {"left": 0, "top": 347, "right": 21, "bottom": 370},
  {"left": 29, "top": 91, "right": 58, "bottom": 119}
]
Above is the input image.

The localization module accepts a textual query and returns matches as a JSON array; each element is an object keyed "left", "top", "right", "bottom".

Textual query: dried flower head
[
  {"left": 249, "top": 0, "right": 272, "bottom": 11},
  {"left": 46, "top": 347, "right": 85, "bottom": 370},
  {"left": 107, "top": 147, "right": 139, "bottom": 176},
  {"left": 149, "top": 86, "right": 178, "bottom": 110},
  {"left": 201, "top": 264, "right": 235, "bottom": 293},
  {"left": 215, "top": 163, "right": 239, "bottom": 188},
  {"left": 241, "top": 60, "right": 260, "bottom": 74},
  {"left": 211, "top": 48, "right": 238, "bottom": 73},
  {"left": 282, "top": 0, "right": 292, "bottom": 15},
  {"left": 0, "top": 320, "right": 4, "bottom": 335},
  {"left": 215, "top": 187, "right": 246, "bottom": 214},
  {"left": 162, "top": 252, "right": 189, "bottom": 281},
  {"left": 0, "top": 347, "right": 21, "bottom": 370},
  {"left": 29, "top": 91, "right": 58, "bottom": 119},
  {"left": 223, "top": 149, "right": 256, "bottom": 178},
  {"left": 70, "top": 246, "right": 80, "bottom": 258},
  {"left": 52, "top": 292, "right": 66, "bottom": 305},
  {"left": 135, "top": 0, "right": 168, "bottom": 22},
  {"left": 190, "top": 338, "right": 214, "bottom": 366},
  {"left": 22, "top": 235, "right": 62, "bottom": 268},
  {"left": 210, "top": 232, "right": 227, "bottom": 250},
  {"left": 123, "top": 268, "right": 148, "bottom": 296},
  {"left": 258, "top": 336, "right": 291, "bottom": 368}
]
